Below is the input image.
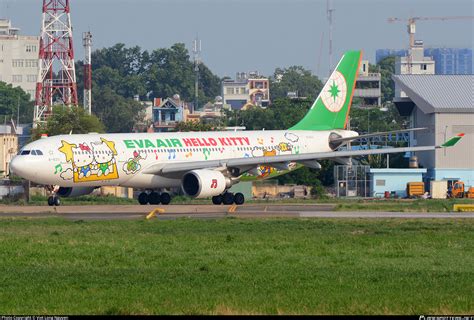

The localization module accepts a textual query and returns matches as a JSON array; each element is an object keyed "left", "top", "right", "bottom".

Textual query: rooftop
[{"left": 393, "top": 75, "right": 474, "bottom": 114}]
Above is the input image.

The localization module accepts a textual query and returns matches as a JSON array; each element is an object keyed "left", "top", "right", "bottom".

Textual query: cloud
[
  {"left": 285, "top": 132, "right": 299, "bottom": 142},
  {"left": 60, "top": 168, "right": 73, "bottom": 180}
]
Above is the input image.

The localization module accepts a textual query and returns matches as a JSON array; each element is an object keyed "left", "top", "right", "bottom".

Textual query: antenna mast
[
  {"left": 193, "top": 36, "right": 201, "bottom": 111},
  {"left": 327, "top": 0, "right": 335, "bottom": 76},
  {"left": 83, "top": 31, "right": 92, "bottom": 115},
  {"left": 34, "top": 0, "right": 78, "bottom": 127}
]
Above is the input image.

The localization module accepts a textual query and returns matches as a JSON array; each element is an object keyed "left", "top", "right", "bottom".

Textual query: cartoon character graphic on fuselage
[{"left": 10, "top": 51, "right": 464, "bottom": 206}]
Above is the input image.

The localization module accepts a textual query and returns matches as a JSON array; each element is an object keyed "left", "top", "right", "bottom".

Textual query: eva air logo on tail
[{"left": 320, "top": 71, "right": 347, "bottom": 113}]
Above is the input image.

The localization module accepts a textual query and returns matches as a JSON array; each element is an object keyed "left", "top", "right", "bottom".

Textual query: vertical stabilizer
[{"left": 290, "top": 50, "right": 362, "bottom": 130}]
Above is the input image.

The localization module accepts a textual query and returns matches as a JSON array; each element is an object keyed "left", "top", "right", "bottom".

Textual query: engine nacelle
[
  {"left": 57, "top": 187, "right": 96, "bottom": 198},
  {"left": 182, "top": 170, "right": 230, "bottom": 198}
]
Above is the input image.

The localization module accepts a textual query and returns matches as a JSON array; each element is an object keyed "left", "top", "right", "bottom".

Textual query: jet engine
[
  {"left": 57, "top": 187, "right": 96, "bottom": 197},
  {"left": 182, "top": 170, "right": 231, "bottom": 198}
]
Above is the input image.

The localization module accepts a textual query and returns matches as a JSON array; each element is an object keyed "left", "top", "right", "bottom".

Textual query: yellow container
[{"left": 407, "top": 182, "right": 425, "bottom": 197}]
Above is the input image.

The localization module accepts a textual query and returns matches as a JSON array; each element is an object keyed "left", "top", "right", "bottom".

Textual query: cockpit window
[{"left": 18, "top": 149, "right": 43, "bottom": 156}]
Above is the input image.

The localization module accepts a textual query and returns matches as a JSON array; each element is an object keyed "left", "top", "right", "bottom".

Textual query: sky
[{"left": 1, "top": 0, "right": 472, "bottom": 78}]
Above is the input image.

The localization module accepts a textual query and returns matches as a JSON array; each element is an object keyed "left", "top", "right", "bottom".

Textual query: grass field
[{"left": 0, "top": 217, "right": 473, "bottom": 315}]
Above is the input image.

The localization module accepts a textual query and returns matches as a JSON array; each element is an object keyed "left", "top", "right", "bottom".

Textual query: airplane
[{"left": 9, "top": 51, "right": 464, "bottom": 206}]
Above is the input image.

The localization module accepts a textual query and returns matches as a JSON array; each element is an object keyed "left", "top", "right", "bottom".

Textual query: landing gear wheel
[
  {"left": 160, "top": 192, "right": 171, "bottom": 205},
  {"left": 223, "top": 192, "right": 234, "bottom": 205},
  {"left": 149, "top": 192, "right": 161, "bottom": 205},
  {"left": 212, "top": 195, "right": 223, "bottom": 205},
  {"left": 138, "top": 192, "right": 149, "bottom": 205},
  {"left": 234, "top": 192, "right": 245, "bottom": 205},
  {"left": 48, "top": 196, "right": 60, "bottom": 206}
]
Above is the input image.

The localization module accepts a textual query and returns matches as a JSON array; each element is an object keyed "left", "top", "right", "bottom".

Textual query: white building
[
  {"left": 222, "top": 72, "right": 270, "bottom": 109},
  {"left": 395, "top": 40, "right": 435, "bottom": 99},
  {"left": 0, "top": 19, "right": 40, "bottom": 99}
]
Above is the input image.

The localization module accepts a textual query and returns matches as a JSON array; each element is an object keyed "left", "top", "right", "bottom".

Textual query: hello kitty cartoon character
[
  {"left": 58, "top": 138, "right": 119, "bottom": 183},
  {"left": 72, "top": 143, "right": 94, "bottom": 179},
  {"left": 91, "top": 139, "right": 116, "bottom": 177}
]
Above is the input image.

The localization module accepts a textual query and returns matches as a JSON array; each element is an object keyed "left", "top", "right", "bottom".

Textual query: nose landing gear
[
  {"left": 46, "top": 185, "right": 61, "bottom": 206},
  {"left": 47, "top": 195, "right": 61, "bottom": 206}
]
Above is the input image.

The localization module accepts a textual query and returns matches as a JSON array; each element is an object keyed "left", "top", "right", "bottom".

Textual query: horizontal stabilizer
[
  {"left": 441, "top": 133, "right": 464, "bottom": 147},
  {"left": 330, "top": 127, "right": 427, "bottom": 144}
]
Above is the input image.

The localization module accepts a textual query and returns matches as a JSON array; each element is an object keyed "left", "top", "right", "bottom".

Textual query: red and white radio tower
[{"left": 34, "top": 0, "right": 78, "bottom": 127}]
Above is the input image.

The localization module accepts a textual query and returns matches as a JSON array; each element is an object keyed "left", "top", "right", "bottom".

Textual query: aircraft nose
[{"left": 9, "top": 156, "right": 27, "bottom": 178}]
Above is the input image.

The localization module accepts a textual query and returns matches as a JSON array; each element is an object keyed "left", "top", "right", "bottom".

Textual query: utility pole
[
  {"left": 193, "top": 36, "right": 201, "bottom": 111},
  {"left": 327, "top": 0, "right": 335, "bottom": 76},
  {"left": 83, "top": 31, "right": 92, "bottom": 115}
]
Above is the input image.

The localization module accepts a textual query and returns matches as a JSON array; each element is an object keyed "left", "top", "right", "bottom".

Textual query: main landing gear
[
  {"left": 212, "top": 192, "right": 245, "bottom": 205},
  {"left": 138, "top": 191, "right": 171, "bottom": 205}
]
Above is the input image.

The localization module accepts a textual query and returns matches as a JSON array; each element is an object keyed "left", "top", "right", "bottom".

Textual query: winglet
[{"left": 441, "top": 133, "right": 464, "bottom": 147}]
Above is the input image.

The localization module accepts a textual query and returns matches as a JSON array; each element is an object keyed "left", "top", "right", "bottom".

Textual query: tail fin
[{"left": 290, "top": 50, "right": 362, "bottom": 131}]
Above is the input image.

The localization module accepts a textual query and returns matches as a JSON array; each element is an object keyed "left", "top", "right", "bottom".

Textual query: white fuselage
[{"left": 10, "top": 129, "right": 357, "bottom": 189}]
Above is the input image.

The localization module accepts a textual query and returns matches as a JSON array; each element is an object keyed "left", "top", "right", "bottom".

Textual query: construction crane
[{"left": 387, "top": 16, "right": 474, "bottom": 73}]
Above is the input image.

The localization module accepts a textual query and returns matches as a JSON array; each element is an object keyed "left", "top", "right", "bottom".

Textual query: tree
[
  {"left": 174, "top": 121, "right": 217, "bottom": 132},
  {"left": 31, "top": 106, "right": 105, "bottom": 140},
  {"left": 77, "top": 43, "right": 221, "bottom": 104},
  {"left": 270, "top": 66, "right": 323, "bottom": 100},
  {"left": 223, "top": 98, "right": 315, "bottom": 131},
  {"left": 377, "top": 56, "right": 396, "bottom": 103},
  {"left": 0, "top": 81, "right": 34, "bottom": 123},
  {"left": 349, "top": 104, "right": 405, "bottom": 134},
  {"left": 92, "top": 87, "right": 144, "bottom": 133},
  {"left": 75, "top": 43, "right": 222, "bottom": 133}
]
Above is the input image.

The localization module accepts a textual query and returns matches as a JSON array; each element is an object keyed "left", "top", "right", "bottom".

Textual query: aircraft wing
[
  {"left": 142, "top": 133, "right": 463, "bottom": 177},
  {"left": 330, "top": 127, "right": 427, "bottom": 144}
]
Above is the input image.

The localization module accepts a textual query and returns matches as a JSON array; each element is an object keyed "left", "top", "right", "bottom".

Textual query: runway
[{"left": 0, "top": 204, "right": 473, "bottom": 220}]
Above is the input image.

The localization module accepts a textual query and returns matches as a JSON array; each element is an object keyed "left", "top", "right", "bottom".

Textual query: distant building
[
  {"left": 152, "top": 95, "right": 185, "bottom": 132},
  {"left": 394, "top": 41, "right": 435, "bottom": 99},
  {"left": 248, "top": 77, "right": 270, "bottom": 107},
  {"left": 195, "top": 96, "right": 226, "bottom": 124},
  {"left": 222, "top": 71, "right": 270, "bottom": 110},
  {"left": 395, "top": 41, "right": 435, "bottom": 77},
  {"left": 376, "top": 47, "right": 473, "bottom": 74},
  {"left": 0, "top": 126, "right": 19, "bottom": 177},
  {"left": 424, "top": 48, "right": 473, "bottom": 75},
  {"left": 354, "top": 60, "right": 381, "bottom": 107},
  {"left": 0, "top": 19, "right": 40, "bottom": 99},
  {"left": 393, "top": 74, "right": 474, "bottom": 188}
]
